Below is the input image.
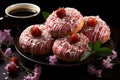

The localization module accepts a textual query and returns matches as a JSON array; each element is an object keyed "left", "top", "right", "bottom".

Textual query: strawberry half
[
  {"left": 31, "top": 26, "right": 42, "bottom": 37},
  {"left": 10, "top": 56, "right": 19, "bottom": 65},
  {"left": 69, "top": 33, "right": 80, "bottom": 44},
  {"left": 8, "top": 64, "right": 18, "bottom": 75},
  {"left": 87, "top": 17, "right": 97, "bottom": 27},
  {"left": 56, "top": 8, "right": 66, "bottom": 19}
]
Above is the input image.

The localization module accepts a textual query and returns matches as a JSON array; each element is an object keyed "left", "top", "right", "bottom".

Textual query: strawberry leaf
[
  {"left": 42, "top": 11, "right": 51, "bottom": 20},
  {"left": 88, "top": 42, "right": 93, "bottom": 49},
  {"left": 93, "top": 41, "right": 101, "bottom": 51},
  {"left": 80, "top": 51, "right": 92, "bottom": 62},
  {"left": 80, "top": 41, "right": 112, "bottom": 62},
  {"left": 96, "top": 47, "right": 112, "bottom": 57}
]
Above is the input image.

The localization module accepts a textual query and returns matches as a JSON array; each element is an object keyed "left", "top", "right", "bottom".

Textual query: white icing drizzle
[
  {"left": 81, "top": 16, "right": 110, "bottom": 43},
  {"left": 19, "top": 24, "right": 54, "bottom": 55},
  {"left": 53, "top": 33, "right": 89, "bottom": 60},
  {"left": 46, "top": 7, "right": 83, "bottom": 37}
]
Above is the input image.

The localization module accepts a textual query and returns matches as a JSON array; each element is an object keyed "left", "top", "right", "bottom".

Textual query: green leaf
[
  {"left": 80, "top": 51, "right": 92, "bottom": 62},
  {"left": 88, "top": 42, "right": 93, "bottom": 49},
  {"left": 93, "top": 41, "right": 101, "bottom": 51},
  {"left": 96, "top": 47, "right": 112, "bottom": 57},
  {"left": 42, "top": 12, "right": 51, "bottom": 20}
]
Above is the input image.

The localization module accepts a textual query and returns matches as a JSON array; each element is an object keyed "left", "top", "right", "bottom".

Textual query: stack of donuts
[{"left": 19, "top": 7, "right": 110, "bottom": 62}]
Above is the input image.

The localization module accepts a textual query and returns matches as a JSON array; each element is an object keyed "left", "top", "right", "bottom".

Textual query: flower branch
[{"left": 0, "top": 29, "right": 42, "bottom": 80}]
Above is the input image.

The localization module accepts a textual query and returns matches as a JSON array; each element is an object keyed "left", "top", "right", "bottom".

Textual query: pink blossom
[
  {"left": 23, "top": 65, "right": 42, "bottom": 80},
  {"left": 3, "top": 29, "right": 11, "bottom": 37},
  {"left": 0, "top": 30, "right": 3, "bottom": 44},
  {"left": 3, "top": 29, "right": 14, "bottom": 45},
  {"left": 5, "top": 48, "right": 12, "bottom": 56},
  {"left": 87, "top": 64, "right": 96, "bottom": 75},
  {"left": 33, "top": 65, "right": 42, "bottom": 79},
  {"left": 0, "top": 29, "right": 14, "bottom": 45},
  {"left": 2, "top": 29, "right": 10, "bottom": 41},
  {"left": 95, "top": 70, "right": 102, "bottom": 78},
  {"left": 87, "top": 64, "right": 103, "bottom": 78},
  {"left": 49, "top": 55, "right": 58, "bottom": 64},
  {"left": 102, "top": 56, "right": 112, "bottom": 69},
  {"left": 23, "top": 75, "right": 32, "bottom": 80},
  {"left": 109, "top": 50, "right": 117, "bottom": 59}
]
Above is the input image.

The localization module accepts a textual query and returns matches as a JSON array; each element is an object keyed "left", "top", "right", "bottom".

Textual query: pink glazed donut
[
  {"left": 19, "top": 24, "right": 54, "bottom": 55},
  {"left": 80, "top": 16, "right": 110, "bottom": 43},
  {"left": 52, "top": 33, "right": 89, "bottom": 62},
  {"left": 46, "top": 7, "right": 84, "bottom": 38}
]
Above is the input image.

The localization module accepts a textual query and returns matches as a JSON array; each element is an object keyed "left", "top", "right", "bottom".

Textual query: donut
[
  {"left": 52, "top": 33, "right": 89, "bottom": 62},
  {"left": 46, "top": 7, "right": 84, "bottom": 38},
  {"left": 19, "top": 24, "right": 54, "bottom": 55},
  {"left": 80, "top": 16, "right": 110, "bottom": 43}
]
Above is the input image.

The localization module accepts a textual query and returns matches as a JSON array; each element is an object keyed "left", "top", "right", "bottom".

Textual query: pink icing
[
  {"left": 46, "top": 7, "right": 83, "bottom": 37},
  {"left": 19, "top": 24, "right": 54, "bottom": 55},
  {"left": 81, "top": 16, "right": 110, "bottom": 43},
  {"left": 52, "top": 33, "right": 89, "bottom": 62}
]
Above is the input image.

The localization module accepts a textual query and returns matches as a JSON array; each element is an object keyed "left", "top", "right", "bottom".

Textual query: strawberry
[
  {"left": 10, "top": 56, "right": 19, "bottom": 65},
  {"left": 56, "top": 8, "right": 66, "bottom": 19},
  {"left": 69, "top": 33, "right": 80, "bottom": 44},
  {"left": 8, "top": 64, "right": 18, "bottom": 75},
  {"left": 86, "top": 17, "right": 97, "bottom": 27},
  {"left": 31, "top": 26, "right": 42, "bottom": 37},
  {"left": 0, "top": 49, "right": 3, "bottom": 58}
]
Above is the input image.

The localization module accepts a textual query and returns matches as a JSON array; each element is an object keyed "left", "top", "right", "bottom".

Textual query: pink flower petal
[
  {"left": 110, "top": 50, "right": 117, "bottom": 59},
  {"left": 49, "top": 55, "right": 58, "bottom": 64},
  {"left": 102, "top": 57, "right": 112, "bottom": 69},
  {"left": 95, "top": 70, "right": 102, "bottom": 78},
  {"left": 87, "top": 64, "right": 96, "bottom": 75},
  {"left": 23, "top": 65, "right": 41, "bottom": 80},
  {"left": 5, "top": 48, "right": 12, "bottom": 56}
]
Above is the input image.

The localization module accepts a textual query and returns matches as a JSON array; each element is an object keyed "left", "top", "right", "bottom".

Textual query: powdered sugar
[
  {"left": 81, "top": 16, "right": 110, "bottom": 43},
  {"left": 46, "top": 7, "right": 83, "bottom": 37}
]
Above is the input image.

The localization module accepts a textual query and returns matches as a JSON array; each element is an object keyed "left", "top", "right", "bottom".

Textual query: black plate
[{"left": 15, "top": 32, "right": 117, "bottom": 67}]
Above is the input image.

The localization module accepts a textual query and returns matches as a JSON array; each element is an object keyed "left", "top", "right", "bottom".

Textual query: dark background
[{"left": 0, "top": 0, "right": 119, "bottom": 27}]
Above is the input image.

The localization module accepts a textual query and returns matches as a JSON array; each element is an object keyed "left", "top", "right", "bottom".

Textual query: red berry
[
  {"left": 0, "top": 49, "right": 3, "bottom": 58},
  {"left": 87, "top": 17, "right": 97, "bottom": 27},
  {"left": 10, "top": 56, "right": 19, "bottom": 65},
  {"left": 8, "top": 64, "right": 18, "bottom": 75},
  {"left": 56, "top": 8, "right": 66, "bottom": 19},
  {"left": 31, "top": 26, "right": 42, "bottom": 37},
  {"left": 69, "top": 33, "right": 80, "bottom": 44}
]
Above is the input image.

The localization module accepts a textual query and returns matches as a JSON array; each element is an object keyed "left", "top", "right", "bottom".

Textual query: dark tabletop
[{"left": 0, "top": 0, "right": 120, "bottom": 80}]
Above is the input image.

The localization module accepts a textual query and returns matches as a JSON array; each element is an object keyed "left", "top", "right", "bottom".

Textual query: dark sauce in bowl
[{"left": 9, "top": 8, "right": 37, "bottom": 17}]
